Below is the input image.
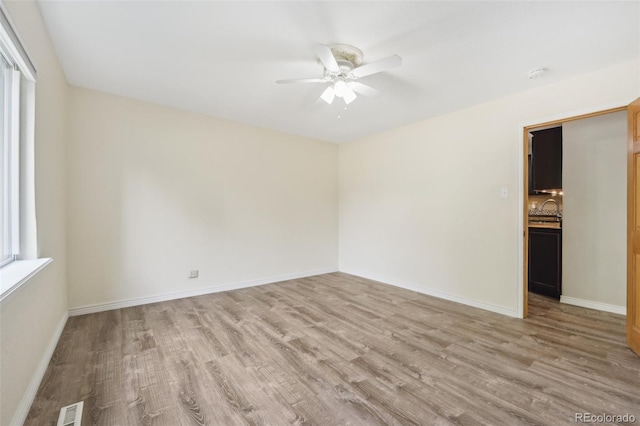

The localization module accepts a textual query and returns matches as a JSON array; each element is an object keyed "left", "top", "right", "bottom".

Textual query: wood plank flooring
[{"left": 25, "top": 273, "right": 640, "bottom": 425}]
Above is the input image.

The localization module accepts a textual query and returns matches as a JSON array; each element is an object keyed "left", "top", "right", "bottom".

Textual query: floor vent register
[{"left": 56, "top": 401, "right": 83, "bottom": 426}]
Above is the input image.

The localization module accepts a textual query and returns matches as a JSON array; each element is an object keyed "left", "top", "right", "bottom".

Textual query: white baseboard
[
  {"left": 69, "top": 268, "right": 338, "bottom": 316},
  {"left": 340, "top": 269, "right": 519, "bottom": 318},
  {"left": 560, "top": 295, "right": 626, "bottom": 315},
  {"left": 11, "top": 311, "right": 68, "bottom": 426}
]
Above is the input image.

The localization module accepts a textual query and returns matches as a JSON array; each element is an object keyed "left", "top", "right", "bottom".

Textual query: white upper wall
[
  {"left": 36, "top": 1, "right": 640, "bottom": 143},
  {"left": 67, "top": 87, "right": 339, "bottom": 310},
  {"left": 338, "top": 59, "right": 639, "bottom": 316},
  {"left": 563, "top": 111, "right": 627, "bottom": 309},
  {"left": 0, "top": 1, "right": 69, "bottom": 425}
]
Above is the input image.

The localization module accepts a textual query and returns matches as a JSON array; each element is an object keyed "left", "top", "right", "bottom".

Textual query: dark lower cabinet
[{"left": 528, "top": 227, "right": 562, "bottom": 299}]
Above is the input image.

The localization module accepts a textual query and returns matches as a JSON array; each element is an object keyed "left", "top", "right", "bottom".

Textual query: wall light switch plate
[
  {"left": 189, "top": 270, "right": 199, "bottom": 278},
  {"left": 500, "top": 187, "right": 509, "bottom": 199}
]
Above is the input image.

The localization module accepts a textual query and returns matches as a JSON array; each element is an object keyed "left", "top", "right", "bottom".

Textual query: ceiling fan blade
[
  {"left": 343, "top": 86, "right": 357, "bottom": 104},
  {"left": 348, "top": 81, "right": 381, "bottom": 97},
  {"left": 315, "top": 45, "right": 340, "bottom": 73},
  {"left": 320, "top": 86, "right": 336, "bottom": 104},
  {"left": 351, "top": 54, "right": 402, "bottom": 78},
  {"left": 276, "top": 78, "right": 326, "bottom": 84}
]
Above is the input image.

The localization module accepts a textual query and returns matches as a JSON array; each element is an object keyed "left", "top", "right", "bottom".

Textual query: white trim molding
[
  {"left": 69, "top": 267, "right": 338, "bottom": 316},
  {"left": 0, "top": 258, "right": 52, "bottom": 301},
  {"left": 560, "top": 296, "right": 626, "bottom": 316},
  {"left": 10, "top": 311, "right": 68, "bottom": 426},
  {"left": 340, "top": 269, "right": 519, "bottom": 318}
]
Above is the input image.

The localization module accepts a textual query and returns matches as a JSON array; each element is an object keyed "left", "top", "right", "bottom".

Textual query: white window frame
[
  {"left": 0, "top": 1, "right": 37, "bottom": 269},
  {"left": 1, "top": 56, "right": 20, "bottom": 266}
]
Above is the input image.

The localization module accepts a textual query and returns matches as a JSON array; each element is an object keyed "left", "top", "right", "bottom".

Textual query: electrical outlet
[{"left": 189, "top": 270, "right": 199, "bottom": 279}]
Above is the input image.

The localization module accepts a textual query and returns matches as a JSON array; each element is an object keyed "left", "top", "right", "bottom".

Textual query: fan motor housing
[{"left": 328, "top": 44, "right": 363, "bottom": 69}]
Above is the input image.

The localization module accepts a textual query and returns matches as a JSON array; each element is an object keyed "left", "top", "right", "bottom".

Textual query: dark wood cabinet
[
  {"left": 528, "top": 154, "right": 535, "bottom": 195},
  {"left": 528, "top": 227, "right": 562, "bottom": 299},
  {"left": 530, "top": 127, "right": 562, "bottom": 192}
]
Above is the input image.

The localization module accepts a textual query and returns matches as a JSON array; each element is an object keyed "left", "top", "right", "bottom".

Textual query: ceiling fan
[{"left": 276, "top": 44, "right": 402, "bottom": 105}]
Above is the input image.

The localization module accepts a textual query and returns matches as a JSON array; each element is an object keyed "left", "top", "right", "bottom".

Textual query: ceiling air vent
[{"left": 56, "top": 401, "right": 83, "bottom": 426}]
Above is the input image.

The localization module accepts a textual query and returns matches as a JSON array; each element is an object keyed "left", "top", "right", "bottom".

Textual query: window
[
  {"left": 1, "top": 52, "right": 18, "bottom": 266},
  {"left": 0, "top": 4, "right": 37, "bottom": 268},
  {"left": 0, "top": 54, "right": 6, "bottom": 265}
]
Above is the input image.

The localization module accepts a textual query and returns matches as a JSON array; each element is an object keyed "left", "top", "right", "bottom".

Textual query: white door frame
[{"left": 516, "top": 98, "right": 635, "bottom": 318}]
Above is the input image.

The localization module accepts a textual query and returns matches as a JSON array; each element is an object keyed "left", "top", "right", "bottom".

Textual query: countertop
[{"left": 528, "top": 221, "right": 561, "bottom": 230}]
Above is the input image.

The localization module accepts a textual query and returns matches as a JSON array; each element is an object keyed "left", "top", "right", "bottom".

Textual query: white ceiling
[{"left": 36, "top": 1, "right": 639, "bottom": 143}]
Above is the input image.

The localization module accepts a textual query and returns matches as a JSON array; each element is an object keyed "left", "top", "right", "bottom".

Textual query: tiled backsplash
[{"left": 528, "top": 194, "right": 562, "bottom": 216}]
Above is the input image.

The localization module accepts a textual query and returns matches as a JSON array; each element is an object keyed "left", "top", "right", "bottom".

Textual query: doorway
[{"left": 520, "top": 106, "right": 627, "bottom": 318}]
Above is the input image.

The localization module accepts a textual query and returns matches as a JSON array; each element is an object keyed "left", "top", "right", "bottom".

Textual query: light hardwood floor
[{"left": 25, "top": 273, "right": 640, "bottom": 425}]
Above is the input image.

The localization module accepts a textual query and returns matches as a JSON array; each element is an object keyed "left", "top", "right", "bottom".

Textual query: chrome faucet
[{"left": 540, "top": 198, "right": 560, "bottom": 216}]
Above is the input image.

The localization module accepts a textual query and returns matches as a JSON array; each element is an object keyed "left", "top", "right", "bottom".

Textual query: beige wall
[
  {"left": 67, "top": 87, "right": 338, "bottom": 310},
  {"left": 562, "top": 111, "right": 627, "bottom": 309},
  {"left": 0, "top": 1, "right": 69, "bottom": 425},
  {"left": 339, "top": 59, "right": 639, "bottom": 315}
]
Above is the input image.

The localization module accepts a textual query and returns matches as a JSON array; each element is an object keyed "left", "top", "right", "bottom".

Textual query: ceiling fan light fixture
[
  {"left": 334, "top": 80, "right": 347, "bottom": 98},
  {"left": 343, "top": 87, "right": 357, "bottom": 104},
  {"left": 277, "top": 43, "right": 401, "bottom": 107},
  {"left": 320, "top": 86, "right": 335, "bottom": 104},
  {"left": 330, "top": 79, "right": 357, "bottom": 104}
]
